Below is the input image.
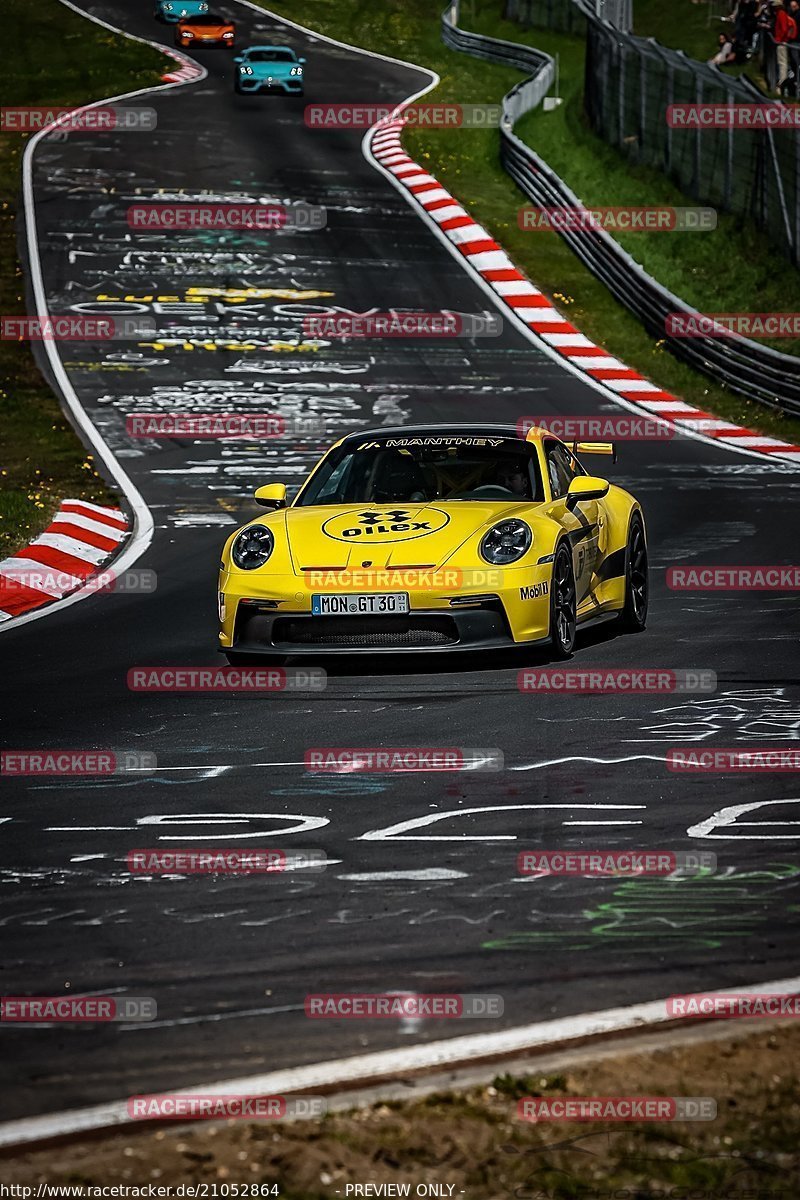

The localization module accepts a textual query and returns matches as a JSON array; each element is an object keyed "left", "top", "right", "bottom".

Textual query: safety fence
[{"left": 439, "top": 0, "right": 800, "bottom": 415}]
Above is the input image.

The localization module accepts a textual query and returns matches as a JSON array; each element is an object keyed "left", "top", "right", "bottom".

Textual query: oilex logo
[
  {"left": 667, "top": 749, "right": 800, "bottom": 772},
  {"left": 126, "top": 667, "right": 326, "bottom": 692},
  {"left": 517, "top": 850, "right": 717, "bottom": 877},
  {"left": 516, "top": 1096, "right": 717, "bottom": 1122},
  {"left": 305, "top": 993, "right": 504, "bottom": 1018},
  {"left": 304, "top": 748, "right": 503, "bottom": 772},
  {"left": 1, "top": 996, "right": 156, "bottom": 1022},
  {"left": 667, "top": 992, "right": 800, "bottom": 1018},
  {"left": 1, "top": 751, "right": 156, "bottom": 776},
  {"left": 127, "top": 849, "right": 327, "bottom": 874},
  {"left": 127, "top": 1094, "right": 326, "bottom": 1120},
  {"left": 518, "top": 669, "right": 717, "bottom": 694}
]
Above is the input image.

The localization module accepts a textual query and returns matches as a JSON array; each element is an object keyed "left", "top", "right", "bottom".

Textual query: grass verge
[
  {"left": 263, "top": 0, "right": 800, "bottom": 444},
  {"left": 3, "top": 1023, "right": 798, "bottom": 1196},
  {"left": 0, "top": 0, "right": 166, "bottom": 559}
]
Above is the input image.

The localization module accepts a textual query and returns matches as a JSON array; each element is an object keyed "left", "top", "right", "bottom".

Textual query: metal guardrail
[{"left": 440, "top": 0, "right": 800, "bottom": 416}]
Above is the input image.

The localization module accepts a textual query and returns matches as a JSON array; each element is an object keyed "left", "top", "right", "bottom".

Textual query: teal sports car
[
  {"left": 234, "top": 46, "right": 305, "bottom": 95},
  {"left": 155, "top": 0, "right": 209, "bottom": 23}
]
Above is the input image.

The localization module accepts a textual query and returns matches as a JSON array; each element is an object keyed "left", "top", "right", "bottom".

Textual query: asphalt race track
[{"left": 1, "top": 0, "right": 799, "bottom": 1123}]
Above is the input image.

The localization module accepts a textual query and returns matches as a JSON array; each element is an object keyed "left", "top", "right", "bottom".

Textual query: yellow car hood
[{"left": 280, "top": 501, "right": 536, "bottom": 572}]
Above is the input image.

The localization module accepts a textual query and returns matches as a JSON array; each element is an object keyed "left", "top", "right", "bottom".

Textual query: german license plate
[{"left": 311, "top": 593, "right": 409, "bottom": 616}]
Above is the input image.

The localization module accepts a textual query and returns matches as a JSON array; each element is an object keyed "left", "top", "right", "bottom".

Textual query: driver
[{"left": 496, "top": 459, "right": 530, "bottom": 497}]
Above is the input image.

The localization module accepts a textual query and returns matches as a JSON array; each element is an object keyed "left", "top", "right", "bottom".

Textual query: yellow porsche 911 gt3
[{"left": 217, "top": 423, "right": 648, "bottom": 661}]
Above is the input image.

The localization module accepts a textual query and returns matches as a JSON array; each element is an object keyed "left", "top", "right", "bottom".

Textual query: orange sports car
[{"left": 175, "top": 11, "right": 236, "bottom": 48}]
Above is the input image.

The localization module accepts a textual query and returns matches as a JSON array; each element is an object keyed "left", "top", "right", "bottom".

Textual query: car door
[{"left": 543, "top": 440, "right": 604, "bottom": 609}]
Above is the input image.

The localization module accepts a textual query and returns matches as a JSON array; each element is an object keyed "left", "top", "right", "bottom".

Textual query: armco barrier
[{"left": 440, "top": 0, "right": 800, "bottom": 416}]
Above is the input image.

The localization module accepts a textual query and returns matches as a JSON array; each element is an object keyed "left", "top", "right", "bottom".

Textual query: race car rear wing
[{"left": 570, "top": 441, "right": 617, "bottom": 463}]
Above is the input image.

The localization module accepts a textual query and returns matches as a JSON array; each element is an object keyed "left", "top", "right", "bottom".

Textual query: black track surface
[{"left": 1, "top": 0, "right": 799, "bottom": 1122}]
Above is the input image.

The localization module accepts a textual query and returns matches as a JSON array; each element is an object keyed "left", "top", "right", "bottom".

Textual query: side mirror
[
  {"left": 299, "top": 56, "right": 306, "bottom": 63},
  {"left": 254, "top": 483, "right": 287, "bottom": 509},
  {"left": 233, "top": 55, "right": 243, "bottom": 63},
  {"left": 565, "top": 475, "right": 609, "bottom": 508}
]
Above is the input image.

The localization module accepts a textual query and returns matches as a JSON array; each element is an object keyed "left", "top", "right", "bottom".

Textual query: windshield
[
  {"left": 297, "top": 437, "right": 545, "bottom": 506},
  {"left": 183, "top": 13, "right": 227, "bottom": 22},
  {"left": 246, "top": 49, "right": 296, "bottom": 62}
]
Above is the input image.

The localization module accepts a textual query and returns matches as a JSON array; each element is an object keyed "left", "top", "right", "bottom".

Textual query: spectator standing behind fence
[
  {"left": 772, "top": 0, "right": 798, "bottom": 92},
  {"left": 732, "top": 0, "right": 761, "bottom": 52}
]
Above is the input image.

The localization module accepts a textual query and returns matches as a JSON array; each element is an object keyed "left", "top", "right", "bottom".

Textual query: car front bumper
[
  {"left": 218, "top": 566, "right": 553, "bottom": 655},
  {"left": 237, "top": 77, "right": 303, "bottom": 93},
  {"left": 180, "top": 35, "right": 235, "bottom": 45}
]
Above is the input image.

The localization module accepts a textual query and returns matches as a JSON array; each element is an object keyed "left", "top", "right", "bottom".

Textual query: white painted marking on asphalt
[
  {"left": 4, "top": 974, "right": 800, "bottom": 1148},
  {"left": 359, "top": 804, "right": 645, "bottom": 841},
  {"left": 337, "top": 869, "right": 468, "bottom": 881},
  {"left": 687, "top": 798, "right": 800, "bottom": 840},
  {"left": 561, "top": 820, "right": 643, "bottom": 826},
  {"left": 510, "top": 755, "right": 667, "bottom": 771}
]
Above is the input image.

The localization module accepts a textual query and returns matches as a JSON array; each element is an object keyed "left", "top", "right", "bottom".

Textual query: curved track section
[{"left": 1, "top": 0, "right": 799, "bottom": 1122}]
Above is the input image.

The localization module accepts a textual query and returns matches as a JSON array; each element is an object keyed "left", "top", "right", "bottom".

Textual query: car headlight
[
  {"left": 223, "top": 30, "right": 234, "bottom": 36},
  {"left": 232, "top": 525, "right": 274, "bottom": 570},
  {"left": 480, "top": 519, "right": 532, "bottom": 565}
]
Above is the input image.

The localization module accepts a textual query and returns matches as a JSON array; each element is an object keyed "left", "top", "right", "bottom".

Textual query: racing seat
[{"left": 369, "top": 450, "right": 429, "bottom": 503}]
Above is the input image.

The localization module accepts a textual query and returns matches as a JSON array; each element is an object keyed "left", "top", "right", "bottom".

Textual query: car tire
[
  {"left": 617, "top": 513, "right": 648, "bottom": 632},
  {"left": 234, "top": 80, "right": 244, "bottom": 94},
  {"left": 549, "top": 542, "right": 576, "bottom": 659}
]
